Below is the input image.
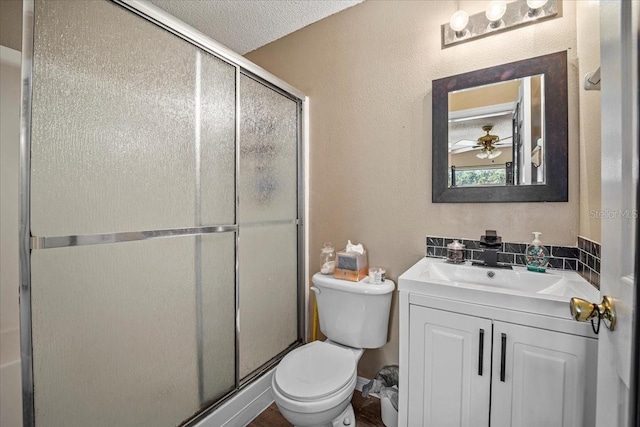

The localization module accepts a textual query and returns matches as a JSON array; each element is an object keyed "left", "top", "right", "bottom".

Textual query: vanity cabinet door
[
  {"left": 490, "top": 321, "right": 598, "bottom": 427},
  {"left": 408, "top": 305, "right": 491, "bottom": 427}
]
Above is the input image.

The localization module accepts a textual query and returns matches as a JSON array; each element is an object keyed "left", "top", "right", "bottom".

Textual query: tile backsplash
[
  {"left": 426, "top": 235, "right": 601, "bottom": 289},
  {"left": 577, "top": 236, "right": 601, "bottom": 289}
]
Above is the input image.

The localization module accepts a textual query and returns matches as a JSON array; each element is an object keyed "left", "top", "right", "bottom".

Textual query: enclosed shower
[{"left": 19, "top": 0, "right": 306, "bottom": 425}]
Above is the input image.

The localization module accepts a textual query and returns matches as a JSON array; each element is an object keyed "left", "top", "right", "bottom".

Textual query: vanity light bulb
[
  {"left": 449, "top": 10, "right": 469, "bottom": 32},
  {"left": 526, "top": 0, "right": 548, "bottom": 9},
  {"left": 485, "top": 1, "right": 507, "bottom": 22}
]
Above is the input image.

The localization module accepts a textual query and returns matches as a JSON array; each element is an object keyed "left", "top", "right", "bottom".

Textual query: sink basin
[
  {"left": 428, "top": 261, "right": 567, "bottom": 293},
  {"left": 399, "top": 257, "right": 599, "bottom": 319}
]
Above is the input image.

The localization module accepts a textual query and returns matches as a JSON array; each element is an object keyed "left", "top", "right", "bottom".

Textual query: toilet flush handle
[{"left": 310, "top": 286, "right": 320, "bottom": 295}]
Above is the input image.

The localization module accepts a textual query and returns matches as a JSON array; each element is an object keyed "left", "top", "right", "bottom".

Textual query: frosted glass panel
[
  {"left": 31, "top": 238, "right": 197, "bottom": 426},
  {"left": 28, "top": 0, "right": 303, "bottom": 421},
  {"left": 30, "top": 0, "right": 235, "bottom": 237},
  {"left": 200, "top": 52, "right": 236, "bottom": 226},
  {"left": 239, "top": 75, "right": 298, "bottom": 223},
  {"left": 201, "top": 233, "right": 236, "bottom": 402},
  {"left": 239, "top": 224, "right": 298, "bottom": 378},
  {"left": 30, "top": 234, "right": 235, "bottom": 427}
]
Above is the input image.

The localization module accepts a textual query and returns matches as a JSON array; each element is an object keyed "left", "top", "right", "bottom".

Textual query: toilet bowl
[
  {"left": 272, "top": 341, "right": 363, "bottom": 427},
  {"left": 272, "top": 273, "right": 394, "bottom": 427}
]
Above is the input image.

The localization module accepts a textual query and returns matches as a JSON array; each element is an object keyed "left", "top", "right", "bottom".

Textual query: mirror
[
  {"left": 432, "top": 51, "right": 568, "bottom": 203},
  {"left": 448, "top": 75, "right": 544, "bottom": 187}
]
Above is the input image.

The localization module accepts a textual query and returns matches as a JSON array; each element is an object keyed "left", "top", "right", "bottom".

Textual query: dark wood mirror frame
[{"left": 432, "top": 51, "right": 568, "bottom": 203}]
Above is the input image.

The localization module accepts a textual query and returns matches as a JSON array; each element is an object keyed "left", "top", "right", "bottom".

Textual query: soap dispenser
[{"left": 525, "top": 232, "right": 549, "bottom": 272}]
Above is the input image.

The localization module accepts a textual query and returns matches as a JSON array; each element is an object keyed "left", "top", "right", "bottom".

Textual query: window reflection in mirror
[{"left": 447, "top": 75, "right": 545, "bottom": 188}]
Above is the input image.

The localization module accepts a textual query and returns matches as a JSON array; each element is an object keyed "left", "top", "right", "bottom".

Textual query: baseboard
[
  {"left": 0, "top": 45, "right": 21, "bottom": 67},
  {"left": 194, "top": 367, "right": 275, "bottom": 427},
  {"left": 0, "top": 328, "right": 20, "bottom": 367},
  {"left": 355, "top": 376, "right": 369, "bottom": 392},
  {"left": 194, "top": 372, "right": 377, "bottom": 427},
  {"left": 355, "top": 376, "right": 380, "bottom": 399}
]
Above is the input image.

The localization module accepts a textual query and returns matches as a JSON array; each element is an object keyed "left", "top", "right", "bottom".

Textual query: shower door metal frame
[
  {"left": 18, "top": 2, "right": 35, "bottom": 426},
  {"left": 18, "top": 0, "right": 309, "bottom": 425}
]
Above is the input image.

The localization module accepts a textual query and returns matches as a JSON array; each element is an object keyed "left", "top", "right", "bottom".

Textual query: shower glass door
[
  {"left": 238, "top": 75, "right": 300, "bottom": 380},
  {"left": 22, "top": 0, "right": 304, "bottom": 426}
]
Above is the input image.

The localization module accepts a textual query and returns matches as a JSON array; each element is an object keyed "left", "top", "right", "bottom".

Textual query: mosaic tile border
[
  {"left": 426, "top": 234, "right": 601, "bottom": 289},
  {"left": 577, "top": 236, "right": 601, "bottom": 289}
]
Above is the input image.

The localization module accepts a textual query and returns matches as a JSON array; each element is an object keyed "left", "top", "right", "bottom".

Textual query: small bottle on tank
[{"left": 320, "top": 242, "right": 336, "bottom": 274}]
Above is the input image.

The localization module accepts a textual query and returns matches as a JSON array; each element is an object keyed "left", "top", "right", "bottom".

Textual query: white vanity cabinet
[
  {"left": 399, "top": 257, "right": 600, "bottom": 427},
  {"left": 490, "top": 321, "right": 597, "bottom": 427},
  {"left": 407, "top": 306, "right": 491, "bottom": 426}
]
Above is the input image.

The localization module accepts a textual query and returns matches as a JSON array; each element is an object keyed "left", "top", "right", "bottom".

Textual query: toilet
[{"left": 272, "top": 272, "right": 394, "bottom": 427}]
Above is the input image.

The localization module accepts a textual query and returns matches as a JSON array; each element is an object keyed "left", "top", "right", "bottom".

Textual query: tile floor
[{"left": 248, "top": 392, "right": 384, "bottom": 426}]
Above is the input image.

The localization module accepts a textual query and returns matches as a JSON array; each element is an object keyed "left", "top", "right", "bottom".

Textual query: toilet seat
[{"left": 274, "top": 341, "right": 356, "bottom": 402}]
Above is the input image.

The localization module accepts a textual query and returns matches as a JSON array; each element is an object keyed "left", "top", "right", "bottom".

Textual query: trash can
[
  {"left": 361, "top": 365, "right": 399, "bottom": 427},
  {"left": 380, "top": 387, "right": 399, "bottom": 427}
]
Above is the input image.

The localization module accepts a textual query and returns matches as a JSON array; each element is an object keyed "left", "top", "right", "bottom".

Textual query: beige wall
[
  {"left": 247, "top": 0, "right": 584, "bottom": 378},
  {"left": 0, "top": 45, "right": 23, "bottom": 427},
  {"left": 0, "top": 0, "right": 22, "bottom": 51},
  {"left": 0, "top": 3, "right": 22, "bottom": 424},
  {"left": 576, "top": 0, "right": 602, "bottom": 242}
]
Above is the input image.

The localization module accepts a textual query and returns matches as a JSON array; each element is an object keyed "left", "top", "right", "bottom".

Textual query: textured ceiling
[{"left": 147, "top": 0, "right": 363, "bottom": 55}]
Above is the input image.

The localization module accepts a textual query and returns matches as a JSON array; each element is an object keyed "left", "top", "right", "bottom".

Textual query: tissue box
[{"left": 334, "top": 249, "right": 368, "bottom": 282}]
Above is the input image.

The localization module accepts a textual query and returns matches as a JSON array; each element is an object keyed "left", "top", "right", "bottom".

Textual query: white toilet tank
[{"left": 312, "top": 273, "right": 394, "bottom": 349}]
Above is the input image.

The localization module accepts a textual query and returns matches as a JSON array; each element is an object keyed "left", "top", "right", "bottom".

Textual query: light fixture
[
  {"left": 449, "top": 10, "right": 470, "bottom": 38},
  {"left": 487, "top": 148, "right": 503, "bottom": 159},
  {"left": 485, "top": 1, "right": 507, "bottom": 29},
  {"left": 526, "top": 0, "right": 549, "bottom": 18},
  {"left": 475, "top": 125, "right": 502, "bottom": 159},
  {"left": 441, "top": 0, "right": 559, "bottom": 48},
  {"left": 476, "top": 146, "right": 503, "bottom": 159}
]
